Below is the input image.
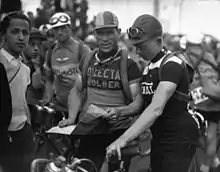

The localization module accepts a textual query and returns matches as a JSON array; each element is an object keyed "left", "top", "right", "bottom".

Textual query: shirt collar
[{"left": 1, "top": 48, "right": 22, "bottom": 62}]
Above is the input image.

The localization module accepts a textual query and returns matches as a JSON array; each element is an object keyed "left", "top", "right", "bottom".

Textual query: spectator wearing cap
[
  {"left": 59, "top": 11, "right": 143, "bottom": 171},
  {"left": 107, "top": 14, "right": 199, "bottom": 172},
  {"left": 24, "top": 28, "right": 47, "bottom": 105},
  {"left": 185, "top": 34, "right": 220, "bottom": 172},
  {"left": 43, "top": 12, "right": 90, "bottom": 110},
  {"left": 39, "top": 24, "right": 56, "bottom": 54}
]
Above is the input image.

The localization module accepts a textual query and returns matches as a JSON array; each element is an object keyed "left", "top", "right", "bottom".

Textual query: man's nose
[
  {"left": 101, "top": 33, "right": 109, "bottom": 41},
  {"left": 18, "top": 32, "right": 24, "bottom": 41},
  {"left": 57, "top": 28, "right": 63, "bottom": 34},
  {"left": 33, "top": 44, "right": 39, "bottom": 51}
]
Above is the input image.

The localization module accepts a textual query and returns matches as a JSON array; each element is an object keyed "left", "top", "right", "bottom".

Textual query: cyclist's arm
[
  {"left": 43, "top": 51, "right": 54, "bottom": 102},
  {"left": 44, "top": 74, "right": 54, "bottom": 102},
  {"left": 117, "top": 59, "right": 143, "bottom": 117},
  {"left": 32, "top": 66, "right": 45, "bottom": 89},
  {"left": 67, "top": 74, "right": 84, "bottom": 124},
  {"left": 117, "top": 82, "right": 143, "bottom": 117},
  {"left": 118, "top": 59, "right": 183, "bottom": 143}
]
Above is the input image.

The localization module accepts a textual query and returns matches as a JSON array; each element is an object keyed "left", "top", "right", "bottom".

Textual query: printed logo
[
  {"left": 87, "top": 66, "right": 121, "bottom": 89},
  {"left": 142, "top": 82, "right": 155, "bottom": 95},
  {"left": 190, "top": 87, "right": 208, "bottom": 105}
]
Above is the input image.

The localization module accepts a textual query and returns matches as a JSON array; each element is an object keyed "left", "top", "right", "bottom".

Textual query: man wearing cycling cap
[
  {"left": 60, "top": 11, "right": 143, "bottom": 171},
  {"left": 43, "top": 12, "right": 90, "bottom": 112},
  {"left": 107, "top": 14, "right": 199, "bottom": 172},
  {"left": 39, "top": 24, "right": 53, "bottom": 33},
  {"left": 24, "top": 28, "right": 46, "bottom": 105},
  {"left": 39, "top": 24, "right": 56, "bottom": 53}
]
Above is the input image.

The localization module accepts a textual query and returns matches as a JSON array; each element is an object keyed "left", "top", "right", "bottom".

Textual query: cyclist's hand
[
  {"left": 59, "top": 119, "right": 75, "bottom": 128},
  {"left": 104, "top": 107, "right": 120, "bottom": 120},
  {"left": 106, "top": 137, "right": 127, "bottom": 161}
]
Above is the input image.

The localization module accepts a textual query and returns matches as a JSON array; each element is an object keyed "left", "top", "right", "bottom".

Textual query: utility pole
[{"left": 154, "top": 0, "right": 160, "bottom": 18}]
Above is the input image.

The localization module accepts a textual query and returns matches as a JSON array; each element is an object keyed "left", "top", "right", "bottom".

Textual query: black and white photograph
[{"left": 0, "top": 0, "right": 220, "bottom": 172}]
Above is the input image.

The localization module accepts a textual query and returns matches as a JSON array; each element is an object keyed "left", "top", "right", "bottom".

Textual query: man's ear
[
  {"left": 117, "top": 28, "right": 121, "bottom": 35},
  {"left": 92, "top": 29, "right": 96, "bottom": 36},
  {"left": 156, "top": 37, "right": 163, "bottom": 46}
]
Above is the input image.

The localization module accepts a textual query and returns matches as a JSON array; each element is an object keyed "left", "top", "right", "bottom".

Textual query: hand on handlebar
[
  {"left": 59, "top": 119, "right": 75, "bottom": 128},
  {"left": 106, "top": 138, "right": 127, "bottom": 161}
]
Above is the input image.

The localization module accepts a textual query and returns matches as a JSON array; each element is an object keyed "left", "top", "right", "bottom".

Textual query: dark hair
[{"left": 0, "top": 11, "right": 31, "bottom": 35}]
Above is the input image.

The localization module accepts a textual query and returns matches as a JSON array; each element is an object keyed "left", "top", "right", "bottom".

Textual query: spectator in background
[
  {"left": 24, "top": 28, "right": 47, "bottom": 105},
  {"left": 84, "top": 34, "right": 97, "bottom": 50},
  {"left": 185, "top": 34, "right": 220, "bottom": 172},
  {"left": 39, "top": 24, "right": 56, "bottom": 52},
  {"left": 27, "top": 11, "right": 35, "bottom": 26}
]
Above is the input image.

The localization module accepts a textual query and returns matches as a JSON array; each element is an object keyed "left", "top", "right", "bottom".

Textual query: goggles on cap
[
  {"left": 127, "top": 27, "right": 144, "bottom": 40},
  {"left": 49, "top": 15, "right": 70, "bottom": 25}
]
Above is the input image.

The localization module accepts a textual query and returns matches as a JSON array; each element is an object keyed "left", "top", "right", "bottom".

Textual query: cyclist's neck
[
  {"left": 98, "top": 46, "right": 119, "bottom": 60},
  {"left": 151, "top": 47, "right": 167, "bottom": 63},
  {"left": 58, "top": 37, "right": 73, "bottom": 47}
]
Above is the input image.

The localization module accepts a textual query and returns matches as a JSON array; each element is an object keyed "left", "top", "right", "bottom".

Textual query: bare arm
[
  {"left": 32, "top": 67, "right": 44, "bottom": 89},
  {"left": 117, "top": 82, "right": 143, "bottom": 117},
  {"left": 43, "top": 69, "right": 54, "bottom": 102},
  {"left": 120, "top": 81, "right": 177, "bottom": 143},
  {"left": 67, "top": 74, "right": 84, "bottom": 124}
]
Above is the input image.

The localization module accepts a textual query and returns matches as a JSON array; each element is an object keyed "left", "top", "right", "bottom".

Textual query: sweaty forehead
[{"left": 8, "top": 18, "right": 30, "bottom": 31}]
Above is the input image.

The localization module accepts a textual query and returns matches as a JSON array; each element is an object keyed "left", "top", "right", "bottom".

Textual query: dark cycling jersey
[{"left": 141, "top": 50, "right": 198, "bottom": 146}]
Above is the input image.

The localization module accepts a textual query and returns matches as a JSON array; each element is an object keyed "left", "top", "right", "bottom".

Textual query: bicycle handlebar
[{"left": 31, "top": 102, "right": 68, "bottom": 114}]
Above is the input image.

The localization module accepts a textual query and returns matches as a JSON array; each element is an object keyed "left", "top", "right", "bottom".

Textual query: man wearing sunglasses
[
  {"left": 107, "top": 14, "right": 199, "bottom": 172},
  {"left": 43, "top": 12, "right": 90, "bottom": 112}
]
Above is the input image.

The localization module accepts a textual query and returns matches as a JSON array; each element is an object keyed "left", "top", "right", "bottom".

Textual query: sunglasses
[
  {"left": 49, "top": 15, "right": 70, "bottom": 25},
  {"left": 127, "top": 27, "right": 143, "bottom": 40}
]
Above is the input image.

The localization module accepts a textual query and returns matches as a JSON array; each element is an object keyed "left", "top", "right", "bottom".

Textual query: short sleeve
[
  {"left": 127, "top": 59, "right": 142, "bottom": 84},
  {"left": 82, "top": 44, "right": 91, "bottom": 58},
  {"left": 79, "top": 55, "right": 87, "bottom": 72},
  {"left": 160, "top": 56, "right": 183, "bottom": 85}
]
